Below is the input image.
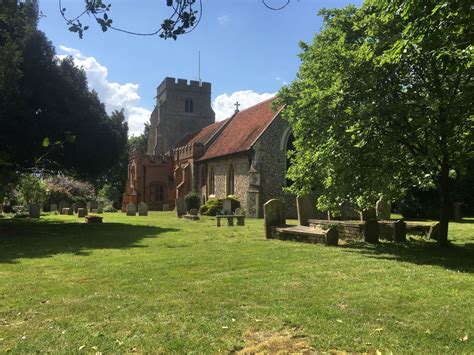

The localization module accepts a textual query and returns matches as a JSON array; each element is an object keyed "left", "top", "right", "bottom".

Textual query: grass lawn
[{"left": 0, "top": 212, "right": 473, "bottom": 353}]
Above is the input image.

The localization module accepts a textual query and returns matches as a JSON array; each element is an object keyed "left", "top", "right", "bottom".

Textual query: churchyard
[{"left": 0, "top": 212, "right": 472, "bottom": 353}]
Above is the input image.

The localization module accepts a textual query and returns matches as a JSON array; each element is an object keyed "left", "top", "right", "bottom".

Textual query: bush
[
  {"left": 199, "top": 198, "right": 223, "bottom": 216},
  {"left": 184, "top": 192, "right": 201, "bottom": 212}
]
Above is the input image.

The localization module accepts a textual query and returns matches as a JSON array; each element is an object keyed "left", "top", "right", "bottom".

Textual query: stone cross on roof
[{"left": 234, "top": 101, "right": 240, "bottom": 112}]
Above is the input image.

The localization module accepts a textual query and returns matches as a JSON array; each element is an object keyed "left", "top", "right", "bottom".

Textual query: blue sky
[{"left": 38, "top": 0, "right": 361, "bottom": 135}]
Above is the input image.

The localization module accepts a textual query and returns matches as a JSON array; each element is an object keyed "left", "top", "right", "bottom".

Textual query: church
[{"left": 122, "top": 77, "right": 296, "bottom": 218}]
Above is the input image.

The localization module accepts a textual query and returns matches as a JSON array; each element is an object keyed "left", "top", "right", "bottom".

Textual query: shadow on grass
[
  {"left": 0, "top": 218, "right": 179, "bottom": 263},
  {"left": 341, "top": 239, "right": 474, "bottom": 273}
]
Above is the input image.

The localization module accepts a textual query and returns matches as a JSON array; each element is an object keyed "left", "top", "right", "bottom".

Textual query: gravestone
[
  {"left": 77, "top": 208, "right": 87, "bottom": 218},
  {"left": 363, "top": 219, "right": 379, "bottom": 243},
  {"left": 189, "top": 208, "right": 198, "bottom": 216},
  {"left": 76, "top": 201, "right": 86, "bottom": 213},
  {"left": 138, "top": 202, "right": 148, "bottom": 216},
  {"left": 297, "top": 195, "right": 317, "bottom": 226},
  {"left": 376, "top": 196, "right": 391, "bottom": 220},
  {"left": 62, "top": 208, "right": 70, "bottom": 215},
  {"left": 222, "top": 198, "right": 232, "bottom": 214},
  {"left": 264, "top": 199, "right": 286, "bottom": 239},
  {"left": 29, "top": 204, "right": 40, "bottom": 218},
  {"left": 126, "top": 202, "right": 137, "bottom": 216},
  {"left": 393, "top": 219, "right": 406, "bottom": 242},
  {"left": 50, "top": 204, "right": 58, "bottom": 212},
  {"left": 163, "top": 204, "right": 170, "bottom": 211},
  {"left": 360, "top": 207, "right": 377, "bottom": 221},
  {"left": 176, "top": 197, "right": 187, "bottom": 217},
  {"left": 59, "top": 201, "right": 69, "bottom": 214}
]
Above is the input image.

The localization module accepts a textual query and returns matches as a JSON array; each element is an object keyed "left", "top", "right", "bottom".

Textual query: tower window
[{"left": 185, "top": 98, "right": 194, "bottom": 113}]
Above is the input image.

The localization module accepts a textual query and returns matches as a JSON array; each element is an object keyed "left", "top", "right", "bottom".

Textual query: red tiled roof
[
  {"left": 187, "top": 119, "right": 229, "bottom": 146},
  {"left": 198, "top": 97, "right": 281, "bottom": 161}
]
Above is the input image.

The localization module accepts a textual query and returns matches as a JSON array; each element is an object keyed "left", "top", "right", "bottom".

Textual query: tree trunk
[{"left": 437, "top": 161, "right": 450, "bottom": 246}]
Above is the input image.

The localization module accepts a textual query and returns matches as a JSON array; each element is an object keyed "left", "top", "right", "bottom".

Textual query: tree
[
  {"left": 16, "top": 174, "right": 47, "bottom": 205},
  {"left": 278, "top": 1, "right": 473, "bottom": 246},
  {"left": 0, "top": 1, "right": 128, "bottom": 196},
  {"left": 60, "top": 0, "right": 292, "bottom": 39}
]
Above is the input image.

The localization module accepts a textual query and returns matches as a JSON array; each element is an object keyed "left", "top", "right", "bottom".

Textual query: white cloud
[
  {"left": 212, "top": 90, "right": 276, "bottom": 121},
  {"left": 217, "top": 15, "right": 230, "bottom": 25},
  {"left": 57, "top": 45, "right": 151, "bottom": 137}
]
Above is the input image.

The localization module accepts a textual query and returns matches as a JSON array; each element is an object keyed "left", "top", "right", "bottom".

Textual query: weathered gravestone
[
  {"left": 176, "top": 197, "right": 187, "bottom": 217},
  {"left": 77, "top": 208, "right": 87, "bottom": 218},
  {"left": 222, "top": 198, "right": 232, "bottom": 215},
  {"left": 264, "top": 199, "right": 286, "bottom": 239},
  {"left": 29, "top": 204, "right": 40, "bottom": 218},
  {"left": 138, "top": 202, "right": 148, "bottom": 216},
  {"left": 163, "top": 204, "right": 170, "bottom": 211},
  {"left": 363, "top": 219, "right": 380, "bottom": 243},
  {"left": 297, "top": 194, "right": 317, "bottom": 226},
  {"left": 126, "top": 202, "right": 137, "bottom": 216},
  {"left": 376, "top": 196, "right": 391, "bottom": 220},
  {"left": 61, "top": 208, "right": 70, "bottom": 215}
]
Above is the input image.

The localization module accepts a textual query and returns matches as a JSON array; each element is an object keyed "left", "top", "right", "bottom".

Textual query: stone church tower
[{"left": 147, "top": 77, "right": 215, "bottom": 156}]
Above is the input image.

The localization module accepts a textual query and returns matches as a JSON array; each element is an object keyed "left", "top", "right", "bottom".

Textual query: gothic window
[
  {"left": 209, "top": 167, "right": 215, "bottom": 195},
  {"left": 185, "top": 98, "right": 194, "bottom": 113},
  {"left": 227, "top": 164, "right": 235, "bottom": 196},
  {"left": 150, "top": 184, "right": 164, "bottom": 202}
]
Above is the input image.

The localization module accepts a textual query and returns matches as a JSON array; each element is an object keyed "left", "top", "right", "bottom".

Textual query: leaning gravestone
[
  {"left": 29, "top": 204, "right": 40, "bottom": 218},
  {"left": 175, "top": 197, "right": 187, "bottom": 217},
  {"left": 126, "top": 202, "right": 137, "bottom": 216},
  {"left": 263, "top": 199, "right": 286, "bottom": 239},
  {"left": 222, "top": 198, "right": 232, "bottom": 215},
  {"left": 138, "top": 202, "right": 148, "bottom": 216},
  {"left": 376, "top": 196, "right": 391, "bottom": 220},
  {"left": 77, "top": 208, "right": 87, "bottom": 218}
]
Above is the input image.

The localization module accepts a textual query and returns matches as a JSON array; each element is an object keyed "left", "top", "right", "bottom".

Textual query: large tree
[
  {"left": 278, "top": 0, "right": 473, "bottom": 245},
  {"left": 0, "top": 1, "right": 128, "bottom": 194}
]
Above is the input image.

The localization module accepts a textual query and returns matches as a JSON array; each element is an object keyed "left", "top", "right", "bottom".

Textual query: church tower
[{"left": 147, "top": 77, "right": 215, "bottom": 156}]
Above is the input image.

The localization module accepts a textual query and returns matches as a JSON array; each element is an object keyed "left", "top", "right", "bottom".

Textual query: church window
[
  {"left": 227, "top": 164, "right": 235, "bottom": 196},
  {"left": 185, "top": 98, "right": 194, "bottom": 113},
  {"left": 150, "top": 184, "right": 164, "bottom": 202},
  {"left": 209, "top": 167, "right": 215, "bottom": 195}
]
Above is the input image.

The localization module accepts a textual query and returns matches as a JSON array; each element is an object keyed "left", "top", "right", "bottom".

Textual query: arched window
[
  {"left": 185, "top": 98, "right": 194, "bottom": 113},
  {"left": 227, "top": 164, "right": 235, "bottom": 195},
  {"left": 208, "top": 167, "right": 215, "bottom": 195},
  {"left": 150, "top": 184, "right": 164, "bottom": 202}
]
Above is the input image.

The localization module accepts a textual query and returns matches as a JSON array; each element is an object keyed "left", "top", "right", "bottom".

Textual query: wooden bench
[
  {"left": 216, "top": 215, "right": 245, "bottom": 227},
  {"left": 273, "top": 225, "right": 339, "bottom": 246}
]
